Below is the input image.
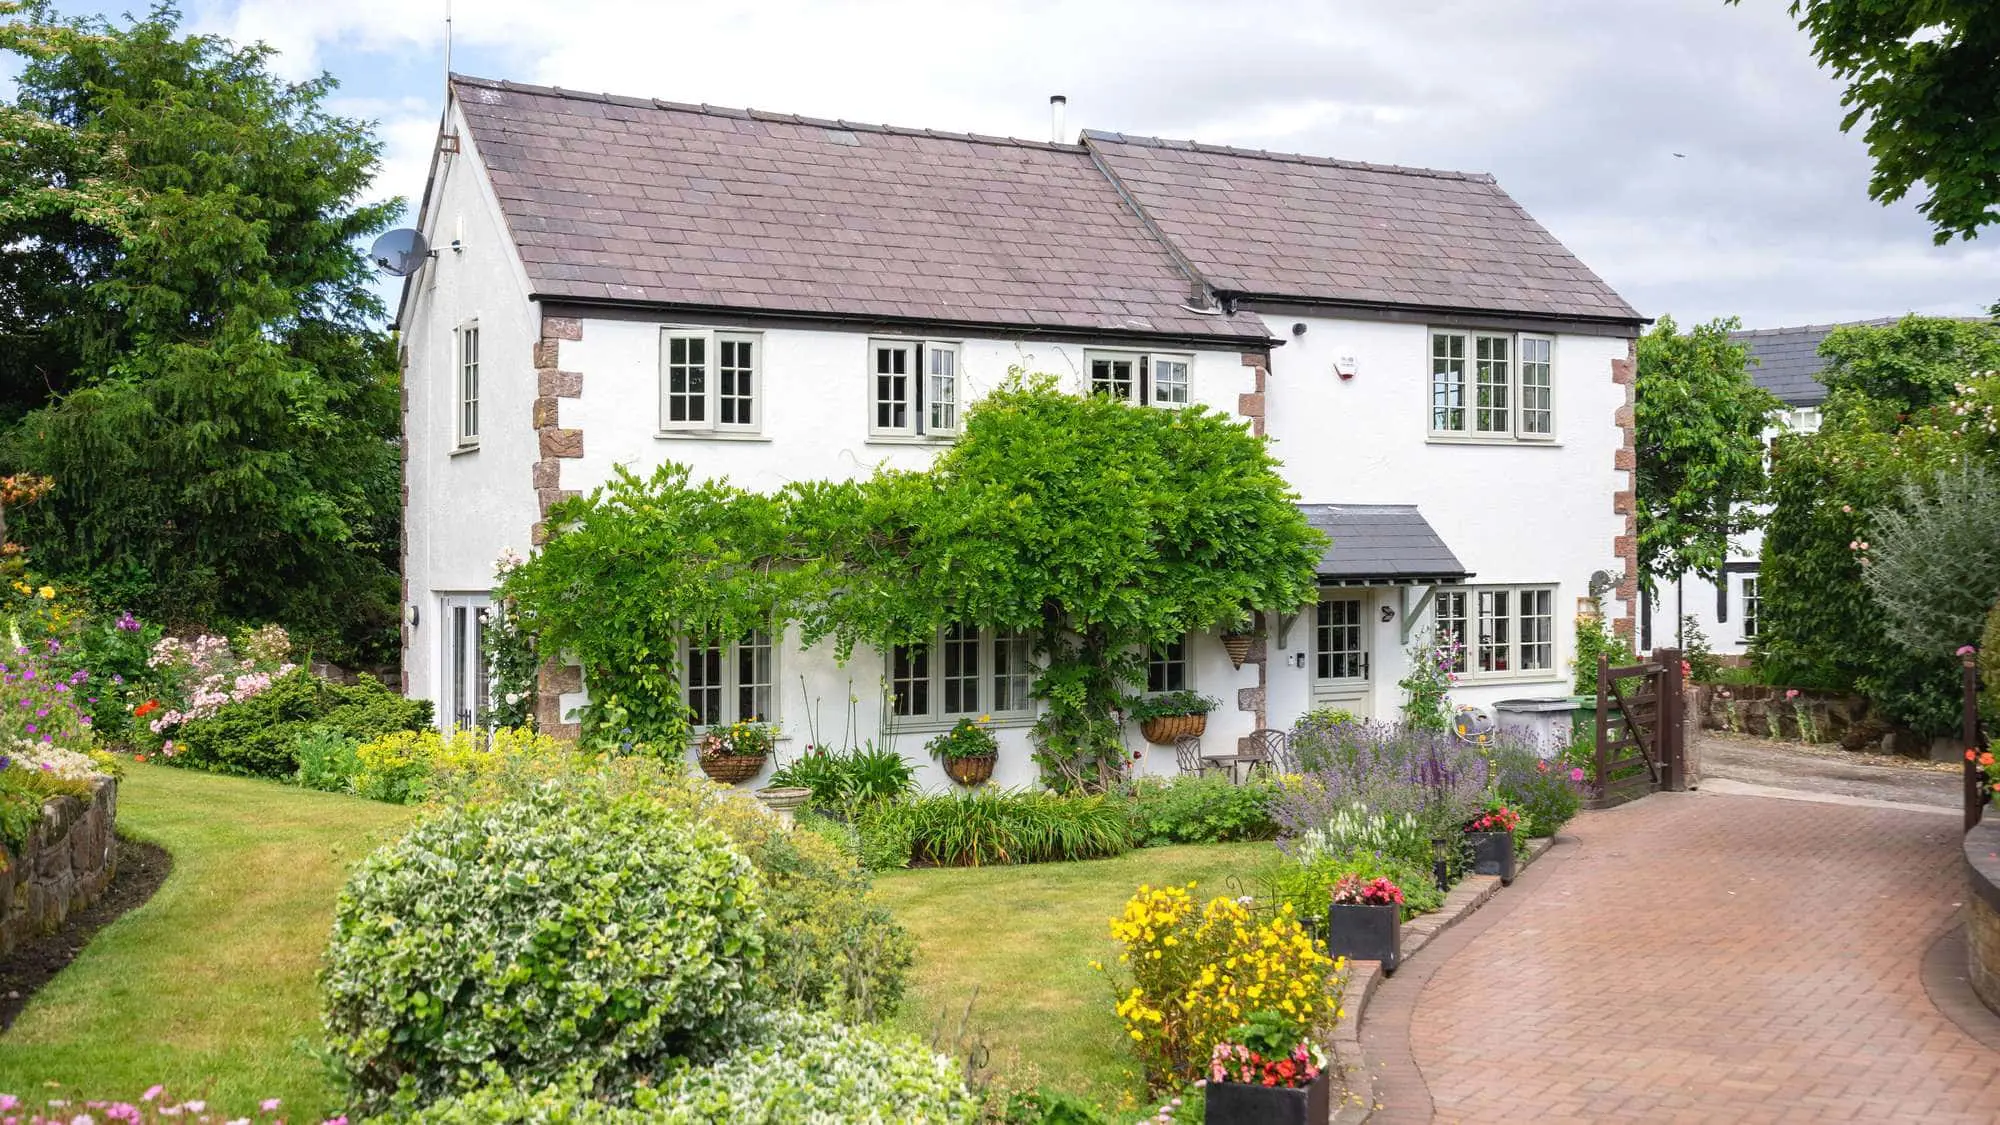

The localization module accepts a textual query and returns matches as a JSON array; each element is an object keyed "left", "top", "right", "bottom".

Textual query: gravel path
[{"left": 1699, "top": 733, "right": 1960, "bottom": 808}]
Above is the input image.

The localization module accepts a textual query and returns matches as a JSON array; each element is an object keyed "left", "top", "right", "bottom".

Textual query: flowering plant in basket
[
  {"left": 698, "top": 719, "right": 777, "bottom": 760},
  {"left": 1208, "top": 1010, "right": 1327, "bottom": 1089},
  {"left": 1327, "top": 873, "right": 1403, "bottom": 907},
  {"left": 926, "top": 715, "right": 999, "bottom": 761},
  {"left": 1463, "top": 804, "right": 1520, "bottom": 834}
]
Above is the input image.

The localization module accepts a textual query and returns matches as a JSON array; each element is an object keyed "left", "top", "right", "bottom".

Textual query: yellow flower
[{"left": 36, "top": 586, "right": 53, "bottom": 599}]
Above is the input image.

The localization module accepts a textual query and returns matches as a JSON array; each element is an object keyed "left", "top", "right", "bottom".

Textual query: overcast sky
[{"left": 50, "top": 1, "right": 2000, "bottom": 327}]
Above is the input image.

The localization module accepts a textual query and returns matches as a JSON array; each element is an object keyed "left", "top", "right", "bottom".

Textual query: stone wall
[
  {"left": 1964, "top": 819, "right": 2000, "bottom": 1016},
  {"left": 1692, "top": 684, "right": 1867, "bottom": 742},
  {"left": 0, "top": 777, "right": 118, "bottom": 957}
]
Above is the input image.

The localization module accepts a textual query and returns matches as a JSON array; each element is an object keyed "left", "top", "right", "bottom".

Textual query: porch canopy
[{"left": 1292, "top": 504, "right": 1472, "bottom": 644}]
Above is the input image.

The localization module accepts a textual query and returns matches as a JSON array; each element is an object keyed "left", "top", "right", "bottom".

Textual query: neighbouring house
[
  {"left": 1640, "top": 320, "right": 1879, "bottom": 660},
  {"left": 399, "top": 76, "right": 1645, "bottom": 789}
]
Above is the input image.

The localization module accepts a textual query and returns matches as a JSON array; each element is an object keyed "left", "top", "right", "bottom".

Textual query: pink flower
[
  {"left": 140, "top": 1089, "right": 162, "bottom": 1104},
  {"left": 1570, "top": 767, "right": 1586, "bottom": 782},
  {"left": 259, "top": 1101, "right": 280, "bottom": 1113},
  {"left": 1959, "top": 645, "right": 1978, "bottom": 657},
  {"left": 1785, "top": 689, "right": 1799, "bottom": 700}
]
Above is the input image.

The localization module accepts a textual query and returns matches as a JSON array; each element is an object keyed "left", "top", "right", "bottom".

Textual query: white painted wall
[
  {"left": 400, "top": 103, "right": 542, "bottom": 708},
  {"left": 1256, "top": 313, "right": 1633, "bottom": 721}
]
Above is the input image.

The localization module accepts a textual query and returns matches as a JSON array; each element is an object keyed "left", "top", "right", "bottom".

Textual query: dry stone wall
[{"left": 0, "top": 777, "right": 117, "bottom": 957}]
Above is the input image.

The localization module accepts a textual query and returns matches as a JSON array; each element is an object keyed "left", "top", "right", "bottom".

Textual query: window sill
[
  {"left": 655, "top": 430, "right": 772, "bottom": 443},
  {"left": 1426, "top": 435, "right": 1562, "bottom": 447},
  {"left": 864, "top": 434, "right": 957, "bottom": 447},
  {"left": 883, "top": 714, "right": 1035, "bottom": 737},
  {"left": 1452, "top": 670, "right": 1567, "bottom": 686},
  {"left": 449, "top": 443, "right": 480, "bottom": 457}
]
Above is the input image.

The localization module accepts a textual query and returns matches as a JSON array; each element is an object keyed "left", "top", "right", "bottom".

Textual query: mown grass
[
  {"left": 873, "top": 841, "right": 1270, "bottom": 1113},
  {"left": 0, "top": 763, "right": 411, "bottom": 1116}
]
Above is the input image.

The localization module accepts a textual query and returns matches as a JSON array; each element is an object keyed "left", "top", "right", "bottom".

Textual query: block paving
[{"left": 1376, "top": 791, "right": 2000, "bottom": 1123}]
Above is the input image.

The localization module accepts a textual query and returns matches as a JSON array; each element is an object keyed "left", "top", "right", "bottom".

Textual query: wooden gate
[{"left": 1590, "top": 646, "right": 1686, "bottom": 808}]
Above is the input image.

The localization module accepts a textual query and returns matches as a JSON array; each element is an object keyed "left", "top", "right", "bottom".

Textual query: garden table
[{"left": 1201, "top": 754, "right": 1256, "bottom": 784}]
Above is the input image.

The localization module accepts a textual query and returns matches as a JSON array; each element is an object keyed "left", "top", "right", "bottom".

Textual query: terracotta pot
[
  {"left": 944, "top": 754, "right": 997, "bottom": 786},
  {"left": 1139, "top": 712, "right": 1208, "bottom": 745},
  {"left": 699, "top": 753, "right": 766, "bottom": 784}
]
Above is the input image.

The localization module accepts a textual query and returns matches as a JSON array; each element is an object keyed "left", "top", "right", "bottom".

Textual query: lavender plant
[{"left": 1276, "top": 718, "right": 1492, "bottom": 843}]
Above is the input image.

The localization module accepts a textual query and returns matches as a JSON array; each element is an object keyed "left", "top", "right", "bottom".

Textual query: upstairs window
[
  {"left": 456, "top": 322, "right": 480, "bottom": 448},
  {"left": 1430, "top": 330, "right": 1555, "bottom": 441},
  {"left": 1741, "top": 576, "right": 1761, "bottom": 639},
  {"left": 661, "top": 328, "right": 761, "bottom": 434},
  {"left": 1084, "top": 350, "right": 1194, "bottom": 407},
  {"left": 871, "top": 339, "right": 961, "bottom": 438}
]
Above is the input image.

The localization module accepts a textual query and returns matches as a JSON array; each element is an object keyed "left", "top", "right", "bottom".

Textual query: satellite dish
[{"left": 370, "top": 228, "right": 431, "bottom": 277}]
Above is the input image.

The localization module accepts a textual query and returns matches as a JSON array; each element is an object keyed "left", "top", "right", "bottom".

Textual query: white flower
[{"left": 505, "top": 692, "right": 522, "bottom": 705}]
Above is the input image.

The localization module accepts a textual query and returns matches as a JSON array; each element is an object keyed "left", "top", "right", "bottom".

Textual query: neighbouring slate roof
[
  {"left": 449, "top": 76, "right": 1268, "bottom": 343},
  {"left": 1731, "top": 318, "right": 1905, "bottom": 408},
  {"left": 1297, "top": 504, "right": 1471, "bottom": 583},
  {"left": 1084, "top": 131, "right": 1643, "bottom": 325}
]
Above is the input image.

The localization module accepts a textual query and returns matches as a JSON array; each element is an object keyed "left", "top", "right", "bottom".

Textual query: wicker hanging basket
[
  {"left": 943, "top": 754, "right": 997, "bottom": 786},
  {"left": 1221, "top": 632, "right": 1254, "bottom": 669},
  {"left": 1139, "top": 713, "right": 1208, "bottom": 745},
  {"left": 698, "top": 753, "right": 767, "bottom": 784}
]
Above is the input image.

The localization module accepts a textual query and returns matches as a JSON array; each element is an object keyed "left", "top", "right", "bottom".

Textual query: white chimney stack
[{"left": 1050, "top": 94, "right": 1067, "bottom": 144}]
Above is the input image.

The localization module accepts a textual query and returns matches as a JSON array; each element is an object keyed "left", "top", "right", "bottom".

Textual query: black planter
[
  {"left": 1327, "top": 901, "right": 1401, "bottom": 974},
  {"left": 1204, "top": 1070, "right": 1330, "bottom": 1125},
  {"left": 1467, "top": 829, "right": 1516, "bottom": 884}
]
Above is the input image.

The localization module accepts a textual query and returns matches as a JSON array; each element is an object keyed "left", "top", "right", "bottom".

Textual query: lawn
[
  {"left": 0, "top": 763, "right": 411, "bottom": 1116},
  {"left": 873, "top": 841, "right": 1271, "bottom": 1113}
]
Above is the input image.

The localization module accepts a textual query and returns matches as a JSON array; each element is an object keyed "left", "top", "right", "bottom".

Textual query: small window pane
[
  {"left": 992, "top": 630, "right": 1034, "bottom": 713},
  {"left": 1520, "top": 589, "right": 1554, "bottom": 670},
  {"left": 1315, "top": 599, "right": 1364, "bottom": 680},
  {"left": 718, "top": 337, "right": 756, "bottom": 428},
  {"left": 686, "top": 640, "right": 724, "bottom": 726},
  {"left": 1090, "top": 357, "right": 1135, "bottom": 400},
  {"left": 1431, "top": 333, "right": 1466, "bottom": 432},
  {"left": 941, "top": 624, "right": 982, "bottom": 714},
  {"left": 1440, "top": 592, "right": 1472, "bottom": 668},
  {"left": 1520, "top": 336, "right": 1553, "bottom": 435},
  {"left": 665, "top": 334, "right": 708, "bottom": 425},
  {"left": 1477, "top": 589, "right": 1512, "bottom": 672},
  {"left": 1474, "top": 335, "right": 1510, "bottom": 434},
  {"left": 1146, "top": 638, "right": 1188, "bottom": 693},
  {"left": 891, "top": 642, "right": 930, "bottom": 717},
  {"left": 1152, "top": 358, "right": 1190, "bottom": 406},
  {"left": 875, "top": 344, "right": 912, "bottom": 432},
  {"left": 928, "top": 346, "right": 958, "bottom": 432},
  {"left": 736, "top": 629, "right": 773, "bottom": 721},
  {"left": 459, "top": 325, "right": 480, "bottom": 443},
  {"left": 1742, "top": 577, "right": 1761, "bottom": 638}
]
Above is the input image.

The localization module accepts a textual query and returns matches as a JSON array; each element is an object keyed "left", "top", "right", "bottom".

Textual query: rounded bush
[{"left": 321, "top": 783, "right": 765, "bottom": 1114}]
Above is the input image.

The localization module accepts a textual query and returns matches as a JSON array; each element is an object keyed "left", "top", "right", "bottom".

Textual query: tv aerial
[{"left": 369, "top": 228, "right": 433, "bottom": 277}]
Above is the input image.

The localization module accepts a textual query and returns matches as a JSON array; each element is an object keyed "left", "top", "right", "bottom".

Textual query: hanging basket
[
  {"left": 1139, "top": 713, "right": 1208, "bottom": 746},
  {"left": 943, "top": 754, "right": 997, "bottom": 786},
  {"left": 698, "top": 753, "right": 766, "bottom": 784},
  {"left": 1221, "top": 633, "right": 1254, "bottom": 669}
]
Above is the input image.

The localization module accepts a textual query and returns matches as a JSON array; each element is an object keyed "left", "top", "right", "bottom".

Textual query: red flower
[{"left": 134, "top": 699, "right": 160, "bottom": 718}]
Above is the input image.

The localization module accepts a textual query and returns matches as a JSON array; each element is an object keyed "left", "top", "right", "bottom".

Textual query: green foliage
[
  {"left": 1257, "top": 848, "right": 1442, "bottom": 922},
  {"left": 1125, "top": 691, "right": 1218, "bottom": 721},
  {"left": 1398, "top": 630, "right": 1458, "bottom": 732},
  {"left": 855, "top": 801, "right": 918, "bottom": 872},
  {"left": 163, "top": 670, "right": 430, "bottom": 779},
  {"left": 320, "top": 783, "right": 767, "bottom": 1115},
  {"left": 1758, "top": 316, "right": 2000, "bottom": 734},
  {"left": 886, "top": 788, "right": 1133, "bottom": 867},
  {"left": 1490, "top": 742, "right": 1584, "bottom": 839},
  {"left": 349, "top": 727, "right": 568, "bottom": 806},
  {"left": 1635, "top": 315, "right": 1778, "bottom": 585},
  {"left": 0, "top": 5, "right": 402, "bottom": 661},
  {"left": 765, "top": 742, "right": 916, "bottom": 814},
  {"left": 927, "top": 716, "right": 1001, "bottom": 762},
  {"left": 1572, "top": 609, "right": 1637, "bottom": 696},
  {"left": 1122, "top": 774, "right": 1279, "bottom": 846},
  {"left": 1287, "top": 802, "right": 1433, "bottom": 872},
  {"left": 401, "top": 1013, "right": 978, "bottom": 1124},
  {"left": 291, "top": 726, "right": 360, "bottom": 793},
  {"left": 1982, "top": 600, "right": 2000, "bottom": 725},
  {"left": 1680, "top": 616, "right": 1722, "bottom": 684},
  {"left": 1738, "top": 0, "right": 2000, "bottom": 243},
  {"left": 482, "top": 591, "right": 539, "bottom": 730},
  {"left": 1863, "top": 465, "right": 2000, "bottom": 656}
]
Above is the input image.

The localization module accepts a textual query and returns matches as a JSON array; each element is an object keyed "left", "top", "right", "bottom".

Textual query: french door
[
  {"left": 1313, "top": 594, "right": 1372, "bottom": 716},
  {"left": 439, "top": 594, "right": 492, "bottom": 732}
]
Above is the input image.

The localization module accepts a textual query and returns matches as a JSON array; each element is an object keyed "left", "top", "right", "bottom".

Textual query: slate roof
[
  {"left": 1731, "top": 318, "right": 1905, "bottom": 407},
  {"left": 449, "top": 76, "right": 1267, "bottom": 343},
  {"left": 1084, "top": 131, "right": 1643, "bottom": 325},
  {"left": 1297, "top": 504, "right": 1471, "bottom": 583}
]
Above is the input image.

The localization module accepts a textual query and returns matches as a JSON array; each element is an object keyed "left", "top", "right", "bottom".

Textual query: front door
[
  {"left": 1313, "top": 593, "right": 1372, "bottom": 718},
  {"left": 439, "top": 594, "right": 492, "bottom": 732}
]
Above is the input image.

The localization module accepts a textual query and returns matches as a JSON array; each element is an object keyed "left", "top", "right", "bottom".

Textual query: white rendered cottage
[{"left": 398, "top": 76, "right": 1647, "bottom": 790}]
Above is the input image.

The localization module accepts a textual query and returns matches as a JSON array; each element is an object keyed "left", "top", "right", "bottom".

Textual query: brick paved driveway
[{"left": 1377, "top": 791, "right": 2000, "bottom": 1123}]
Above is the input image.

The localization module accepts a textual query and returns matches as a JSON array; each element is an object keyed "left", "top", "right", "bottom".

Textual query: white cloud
[{"left": 182, "top": 0, "right": 1996, "bottom": 327}]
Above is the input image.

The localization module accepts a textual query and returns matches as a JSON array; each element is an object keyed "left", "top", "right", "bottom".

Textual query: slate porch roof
[
  {"left": 1297, "top": 504, "right": 1471, "bottom": 584},
  {"left": 1085, "top": 131, "right": 1643, "bottom": 326},
  {"left": 1730, "top": 318, "right": 1905, "bottom": 408},
  {"left": 449, "top": 76, "right": 1266, "bottom": 344}
]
